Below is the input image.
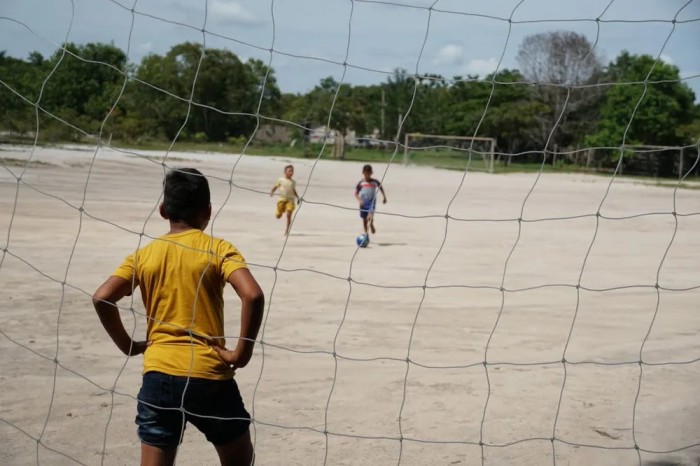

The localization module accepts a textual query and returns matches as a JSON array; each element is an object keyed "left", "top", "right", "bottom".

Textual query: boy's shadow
[
  {"left": 372, "top": 242, "right": 407, "bottom": 247},
  {"left": 288, "top": 233, "right": 325, "bottom": 237}
]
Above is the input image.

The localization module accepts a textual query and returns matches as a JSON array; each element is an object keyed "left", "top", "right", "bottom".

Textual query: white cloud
[
  {"left": 462, "top": 57, "right": 499, "bottom": 77},
  {"left": 659, "top": 53, "right": 674, "bottom": 65},
  {"left": 433, "top": 43, "right": 464, "bottom": 66},
  {"left": 137, "top": 42, "right": 153, "bottom": 55},
  {"left": 432, "top": 44, "right": 500, "bottom": 78},
  {"left": 209, "top": 0, "right": 261, "bottom": 26}
]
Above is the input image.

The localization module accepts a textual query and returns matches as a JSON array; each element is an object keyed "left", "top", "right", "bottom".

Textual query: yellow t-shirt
[
  {"left": 274, "top": 177, "right": 296, "bottom": 201},
  {"left": 113, "top": 229, "right": 246, "bottom": 380}
]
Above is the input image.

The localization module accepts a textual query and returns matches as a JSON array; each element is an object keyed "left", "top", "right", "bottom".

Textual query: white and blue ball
[{"left": 356, "top": 234, "right": 369, "bottom": 248}]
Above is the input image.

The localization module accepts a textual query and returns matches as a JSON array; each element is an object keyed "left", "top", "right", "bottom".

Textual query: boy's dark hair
[
  {"left": 284, "top": 164, "right": 294, "bottom": 171},
  {"left": 163, "top": 168, "right": 210, "bottom": 225},
  {"left": 362, "top": 164, "right": 373, "bottom": 173}
]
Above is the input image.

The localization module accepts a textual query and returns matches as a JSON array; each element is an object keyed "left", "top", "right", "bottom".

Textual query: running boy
[
  {"left": 269, "top": 164, "right": 300, "bottom": 236},
  {"left": 355, "top": 164, "right": 387, "bottom": 235},
  {"left": 93, "top": 168, "right": 264, "bottom": 466}
]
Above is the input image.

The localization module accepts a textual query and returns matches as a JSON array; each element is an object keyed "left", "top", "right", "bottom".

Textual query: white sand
[{"left": 1, "top": 145, "right": 699, "bottom": 465}]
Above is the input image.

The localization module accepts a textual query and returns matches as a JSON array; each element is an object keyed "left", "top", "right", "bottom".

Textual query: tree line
[{"left": 1, "top": 31, "right": 698, "bottom": 176}]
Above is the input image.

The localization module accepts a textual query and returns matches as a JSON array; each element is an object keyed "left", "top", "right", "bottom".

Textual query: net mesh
[{"left": 1, "top": 1, "right": 699, "bottom": 465}]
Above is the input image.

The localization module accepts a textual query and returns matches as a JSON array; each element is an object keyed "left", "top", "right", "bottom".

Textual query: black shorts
[{"left": 135, "top": 371, "right": 250, "bottom": 447}]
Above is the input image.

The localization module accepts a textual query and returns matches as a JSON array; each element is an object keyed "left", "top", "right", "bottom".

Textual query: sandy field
[{"left": 1, "top": 145, "right": 699, "bottom": 466}]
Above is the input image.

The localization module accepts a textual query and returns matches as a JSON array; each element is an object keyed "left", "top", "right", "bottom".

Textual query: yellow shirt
[
  {"left": 113, "top": 229, "right": 246, "bottom": 380},
  {"left": 274, "top": 177, "right": 296, "bottom": 201}
]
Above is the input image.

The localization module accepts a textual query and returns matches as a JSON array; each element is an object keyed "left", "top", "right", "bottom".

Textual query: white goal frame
[{"left": 403, "top": 133, "right": 496, "bottom": 173}]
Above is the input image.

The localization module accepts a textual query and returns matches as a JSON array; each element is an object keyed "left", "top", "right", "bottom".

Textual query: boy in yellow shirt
[
  {"left": 269, "top": 164, "right": 300, "bottom": 235},
  {"left": 93, "top": 167, "right": 264, "bottom": 466}
]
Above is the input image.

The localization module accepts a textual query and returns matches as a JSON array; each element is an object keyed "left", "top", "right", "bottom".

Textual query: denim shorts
[{"left": 135, "top": 371, "right": 251, "bottom": 447}]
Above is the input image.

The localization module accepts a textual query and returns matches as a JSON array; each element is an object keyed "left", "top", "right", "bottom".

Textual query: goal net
[
  {"left": 1, "top": 1, "right": 699, "bottom": 466},
  {"left": 585, "top": 145, "right": 695, "bottom": 180}
]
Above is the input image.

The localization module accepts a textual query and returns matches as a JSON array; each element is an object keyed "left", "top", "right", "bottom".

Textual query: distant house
[
  {"left": 347, "top": 129, "right": 384, "bottom": 148},
  {"left": 252, "top": 124, "right": 292, "bottom": 144},
  {"left": 308, "top": 126, "right": 336, "bottom": 144}
]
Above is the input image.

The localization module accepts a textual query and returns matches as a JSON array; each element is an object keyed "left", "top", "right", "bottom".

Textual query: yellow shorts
[{"left": 275, "top": 199, "right": 296, "bottom": 217}]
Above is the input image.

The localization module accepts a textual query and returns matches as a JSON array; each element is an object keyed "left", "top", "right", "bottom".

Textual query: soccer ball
[{"left": 356, "top": 234, "right": 369, "bottom": 248}]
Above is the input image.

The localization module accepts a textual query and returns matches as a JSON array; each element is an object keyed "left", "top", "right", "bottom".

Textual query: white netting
[{"left": 1, "top": 1, "right": 699, "bottom": 465}]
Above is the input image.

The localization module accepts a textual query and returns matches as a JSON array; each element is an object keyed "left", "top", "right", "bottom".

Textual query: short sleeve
[
  {"left": 355, "top": 181, "right": 361, "bottom": 194},
  {"left": 218, "top": 240, "right": 247, "bottom": 281},
  {"left": 113, "top": 252, "right": 136, "bottom": 283}
]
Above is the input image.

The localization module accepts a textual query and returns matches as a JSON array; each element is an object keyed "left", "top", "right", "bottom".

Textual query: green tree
[
  {"left": 588, "top": 52, "right": 696, "bottom": 148},
  {"left": 407, "top": 74, "right": 449, "bottom": 137},
  {"left": 291, "top": 76, "right": 351, "bottom": 133},
  {"left": 443, "top": 75, "right": 492, "bottom": 137},
  {"left": 41, "top": 42, "right": 128, "bottom": 133},
  {"left": 280, "top": 92, "right": 311, "bottom": 131},
  {"left": 439, "top": 69, "right": 546, "bottom": 160},
  {"left": 381, "top": 68, "right": 418, "bottom": 139},
  {"left": 586, "top": 52, "right": 696, "bottom": 176},
  {"left": 127, "top": 50, "right": 188, "bottom": 140},
  {"left": 0, "top": 51, "right": 44, "bottom": 134},
  {"left": 676, "top": 104, "right": 700, "bottom": 145},
  {"left": 128, "top": 42, "right": 277, "bottom": 141},
  {"left": 481, "top": 69, "right": 547, "bottom": 157},
  {"left": 246, "top": 58, "right": 282, "bottom": 118},
  {"left": 516, "top": 31, "right": 604, "bottom": 150}
]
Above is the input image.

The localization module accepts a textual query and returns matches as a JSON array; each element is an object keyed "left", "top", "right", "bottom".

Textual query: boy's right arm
[
  {"left": 93, "top": 276, "right": 150, "bottom": 356},
  {"left": 212, "top": 268, "right": 265, "bottom": 369}
]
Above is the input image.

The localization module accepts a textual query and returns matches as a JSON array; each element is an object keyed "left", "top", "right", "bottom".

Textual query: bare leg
[
  {"left": 362, "top": 217, "right": 368, "bottom": 234},
  {"left": 140, "top": 443, "right": 177, "bottom": 466},
  {"left": 369, "top": 214, "right": 376, "bottom": 234},
  {"left": 215, "top": 429, "right": 254, "bottom": 466},
  {"left": 285, "top": 210, "right": 292, "bottom": 235}
]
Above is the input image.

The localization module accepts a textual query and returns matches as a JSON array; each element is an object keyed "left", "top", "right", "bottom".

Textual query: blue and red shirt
[{"left": 355, "top": 178, "right": 381, "bottom": 206}]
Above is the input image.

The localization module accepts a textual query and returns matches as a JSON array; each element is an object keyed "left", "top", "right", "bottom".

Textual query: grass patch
[
  {"left": 646, "top": 180, "right": 700, "bottom": 190},
  {"left": 0, "top": 157, "right": 54, "bottom": 168},
  {"left": 4, "top": 138, "right": 699, "bottom": 188}
]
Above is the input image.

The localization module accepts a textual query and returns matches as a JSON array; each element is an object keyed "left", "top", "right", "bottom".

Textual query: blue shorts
[
  {"left": 135, "top": 371, "right": 250, "bottom": 447},
  {"left": 359, "top": 201, "right": 376, "bottom": 219}
]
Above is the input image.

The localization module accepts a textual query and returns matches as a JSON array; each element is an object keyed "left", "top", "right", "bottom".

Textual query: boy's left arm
[
  {"left": 93, "top": 276, "right": 150, "bottom": 356},
  {"left": 211, "top": 268, "right": 265, "bottom": 369},
  {"left": 380, "top": 185, "right": 387, "bottom": 203}
]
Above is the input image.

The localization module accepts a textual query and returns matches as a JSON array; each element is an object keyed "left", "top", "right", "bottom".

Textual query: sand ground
[{"left": 1, "top": 145, "right": 699, "bottom": 466}]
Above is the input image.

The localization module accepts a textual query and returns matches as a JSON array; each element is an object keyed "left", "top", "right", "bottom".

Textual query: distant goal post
[{"left": 403, "top": 133, "right": 496, "bottom": 173}]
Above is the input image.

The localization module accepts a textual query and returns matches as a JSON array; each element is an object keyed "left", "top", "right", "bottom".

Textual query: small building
[
  {"left": 308, "top": 126, "right": 336, "bottom": 144},
  {"left": 252, "top": 124, "right": 292, "bottom": 144}
]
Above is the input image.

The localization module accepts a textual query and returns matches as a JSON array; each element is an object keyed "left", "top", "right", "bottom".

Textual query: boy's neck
[{"left": 168, "top": 221, "right": 202, "bottom": 235}]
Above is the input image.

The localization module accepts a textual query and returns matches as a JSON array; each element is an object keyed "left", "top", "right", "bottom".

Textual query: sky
[{"left": 1, "top": 0, "right": 699, "bottom": 98}]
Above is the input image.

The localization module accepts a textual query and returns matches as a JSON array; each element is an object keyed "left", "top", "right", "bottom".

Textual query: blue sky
[{"left": 1, "top": 0, "right": 699, "bottom": 98}]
